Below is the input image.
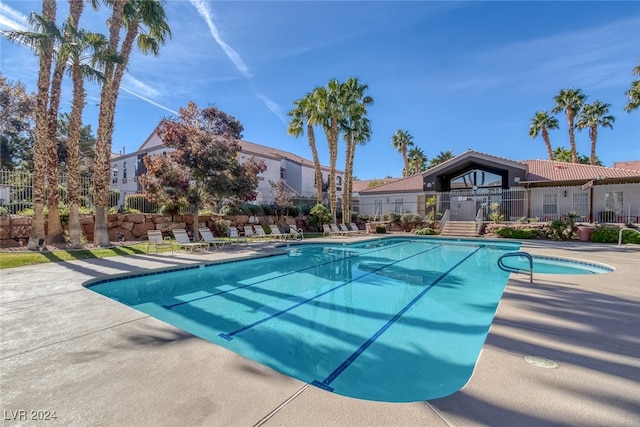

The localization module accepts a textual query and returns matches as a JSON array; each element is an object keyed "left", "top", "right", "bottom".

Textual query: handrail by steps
[
  {"left": 618, "top": 227, "right": 640, "bottom": 246},
  {"left": 497, "top": 251, "right": 533, "bottom": 283}
]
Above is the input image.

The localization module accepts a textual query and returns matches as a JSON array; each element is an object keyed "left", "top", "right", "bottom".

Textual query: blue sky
[{"left": 1, "top": 0, "right": 639, "bottom": 180}]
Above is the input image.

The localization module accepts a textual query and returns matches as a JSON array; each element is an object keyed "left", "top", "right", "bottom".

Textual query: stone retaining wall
[{"left": 0, "top": 214, "right": 302, "bottom": 248}]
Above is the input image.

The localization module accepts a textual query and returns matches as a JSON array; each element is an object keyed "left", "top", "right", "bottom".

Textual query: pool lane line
[
  {"left": 162, "top": 240, "right": 415, "bottom": 310},
  {"left": 218, "top": 243, "right": 446, "bottom": 341},
  {"left": 311, "top": 245, "right": 484, "bottom": 392}
]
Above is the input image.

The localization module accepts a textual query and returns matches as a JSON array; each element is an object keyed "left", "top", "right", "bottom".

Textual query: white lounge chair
[
  {"left": 269, "top": 225, "right": 288, "bottom": 240},
  {"left": 252, "top": 224, "right": 270, "bottom": 240},
  {"left": 289, "top": 225, "right": 304, "bottom": 240},
  {"left": 349, "top": 223, "right": 364, "bottom": 235},
  {"left": 339, "top": 223, "right": 359, "bottom": 235},
  {"left": 228, "top": 226, "right": 246, "bottom": 244},
  {"left": 330, "top": 224, "right": 349, "bottom": 237},
  {"left": 172, "top": 229, "right": 207, "bottom": 253},
  {"left": 199, "top": 228, "right": 226, "bottom": 251},
  {"left": 147, "top": 230, "right": 173, "bottom": 254},
  {"left": 322, "top": 224, "right": 332, "bottom": 237}
]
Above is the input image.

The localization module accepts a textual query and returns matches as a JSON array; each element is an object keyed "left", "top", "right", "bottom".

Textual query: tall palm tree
[
  {"left": 552, "top": 88, "right": 587, "bottom": 163},
  {"left": 624, "top": 61, "right": 640, "bottom": 113},
  {"left": 6, "top": 1, "right": 58, "bottom": 250},
  {"left": 391, "top": 129, "right": 414, "bottom": 177},
  {"left": 66, "top": 0, "right": 110, "bottom": 248},
  {"left": 287, "top": 93, "right": 323, "bottom": 205},
  {"left": 314, "top": 79, "right": 344, "bottom": 223},
  {"left": 340, "top": 77, "right": 373, "bottom": 220},
  {"left": 528, "top": 110, "right": 559, "bottom": 160},
  {"left": 93, "top": 0, "right": 171, "bottom": 246},
  {"left": 428, "top": 150, "right": 454, "bottom": 169},
  {"left": 407, "top": 147, "right": 427, "bottom": 175},
  {"left": 576, "top": 101, "right": 615, "bottom": 166}
]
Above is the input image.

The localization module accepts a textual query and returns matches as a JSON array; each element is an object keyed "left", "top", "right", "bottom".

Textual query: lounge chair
[
  {"left": 289, "top": 225, "right": 304, "bottom": 240},
  {"left": 199, "top": 228, "right": 226, "bottom": 251},
  {"left": 269, "top": 225, "right": 288, "bottom": 240},
  {"left": 330, "top": 223, "right": 349, "bottom": 237},
  {"left": 147, "top": 230, "right": 173, "bottom": 254},
  {"left": 322, "top": 224, "right": 332, "bottom": 237},
  {"left": 252, "top": 224, "right": 270, "bottom": 240},
  {"left": 339, "top": 223, "right": 359, "bottom": 236},
  {"left": 349, "top": 223, "right": 364, "bottom": 235},
  {"left": 172, "top": 229, "right": 208, "bottom": 253},
  {"left": 228, "top": 226, "right": 247, "bottom": 244}
]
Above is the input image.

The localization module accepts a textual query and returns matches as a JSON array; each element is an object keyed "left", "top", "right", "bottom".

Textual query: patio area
[{"left": 1, "top": 237, "right": 639, "bottom": 426}]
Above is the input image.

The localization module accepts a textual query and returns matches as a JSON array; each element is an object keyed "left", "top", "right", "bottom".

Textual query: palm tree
[
  {"left": 528, "top": 110, "right": 559, "bottom": 160},
  {"left": 552, "top": 88, "right": 587, "bottom": 163},
  {"left": 93, "top": 0, "right": 171, "bottom": 246},
  {"left": 287, "top": 93, "right": 323, "bottom": 205},
  {"left": 428, "top": 150, "right": 454, "bottom": 169},
  {"left": 314, "top": 79, "right": 344, "bottom": 223},
  {"left": 407, "top": 147, "right": 427, "bottom": 175},
  {"left": 576, "top": 101, "right": 615, "bottom": 166},
  {"left": 340, "top": 77, "right": 373, "bottom": 219},
  {"left": 624, "top": 61, "right": 640, "bottom": 113},
  {"left": 391, "top": 130, "right": 414, "bottom": 177},
  {"left": 6, "top": 1, "right": 58, "bottom": 250},
  {"left": 66, "top": 1, "right": 111, "bottom": 248}
]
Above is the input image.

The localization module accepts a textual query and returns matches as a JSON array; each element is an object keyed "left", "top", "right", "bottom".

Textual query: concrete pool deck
[{"left": 1, "top": 237, "right": 639, "bottom": 426}]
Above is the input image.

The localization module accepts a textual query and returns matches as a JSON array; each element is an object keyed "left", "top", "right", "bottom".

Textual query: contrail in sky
[
  {"left": 188, "top": 0, "right": 252, "bottom": 78},
  {"left": 188, "top": 0, "right": 287, "bottom": 124},
  {"left": 121, "top": 87, "right": 179, "bottom": 115}
]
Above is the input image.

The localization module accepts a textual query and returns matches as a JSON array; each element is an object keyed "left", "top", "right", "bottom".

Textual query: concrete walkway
[{"left": 1, "top": 238, "right": 639, "bottom": 426}]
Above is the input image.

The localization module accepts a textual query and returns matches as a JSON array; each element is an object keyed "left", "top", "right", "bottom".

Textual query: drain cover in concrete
[{"left": 524, "top": 355, "right": 559, "bottom": 369}]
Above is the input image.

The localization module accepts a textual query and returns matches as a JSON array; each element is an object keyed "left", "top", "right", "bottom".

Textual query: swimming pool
[
  {"left": 500, "top": 254, "right": 614, "bottom": 274},
  {"left": 88, "top": 237, "right": 521, "bottom": 402}
]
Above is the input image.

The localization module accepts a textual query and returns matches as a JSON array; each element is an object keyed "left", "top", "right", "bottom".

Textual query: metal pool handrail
[
  {"left": 497, "top": 251, "right": 533, "bottom": 283},
  {"left": 618, "top": 227, "right": 640, "bottom": 247}
]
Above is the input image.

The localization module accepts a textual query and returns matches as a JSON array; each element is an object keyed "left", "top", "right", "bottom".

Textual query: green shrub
[
  {"left": 309, "top": 204, "right": 330, "bottom": 231},
  {"left": 591, "top": 226, "right": 640, "bottom": 244},
  {"left": 384, "top": 212, "right": 401, "bottom": 223},
  {"left": 263, "top": 224, "right": 272, "bottom": 234},
  {"left": 495, "top": 227, "right": 540, "bottom": 239},
  {"left": 0, "top": 206, "right": 8, "bottom": 216},
  {"left": 214, "top": 219, "right": 231, "bottom": 237},
  {"left": 375, "top": 225, "right": 387, "bottom": 234},
  {"left": 413, "top": 227, "right": 437, "bottom": 235}
]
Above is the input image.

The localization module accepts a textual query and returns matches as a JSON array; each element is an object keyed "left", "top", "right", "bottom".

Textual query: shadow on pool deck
[{"left": 1, "top": 238, "right": 638, "bottom": 426}]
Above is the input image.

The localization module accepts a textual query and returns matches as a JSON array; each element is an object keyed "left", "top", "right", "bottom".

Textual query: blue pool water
[
  {"left": 500, "top": 254, "right": 614, "bottom": 274},
  {"left": 88, "top": 237, "right": 522, "bottom": 402}
]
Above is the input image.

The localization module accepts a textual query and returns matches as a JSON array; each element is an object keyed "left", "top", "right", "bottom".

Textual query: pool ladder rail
[{"left": 497, "top": 252, "right": 533, "bottom": 283}]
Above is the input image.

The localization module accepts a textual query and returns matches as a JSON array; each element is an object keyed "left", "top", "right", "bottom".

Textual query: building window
[
  {"left": 122, "top": 161, "right": 127, "bottom": 183},
  {"left": 542, "top": 193, "right": 558, "bottom": 217},
  {"left": 605, "top": 191, "right": 623, "bottom": 214},
  {"left": 112, "top": 168, "right": 118, "bottom": 184},
  {"left": 572, "top": 192, "right": 588, "bottom": 219},
  {"left": 280, "top": 168, "right": 285, "bottom": 179},
  {"left": 395, "top": 198, "right": 403, "bottom": 213},
  {"left": 374, "top": 199, "right": 383, "bottom": 218},
  {"left": 336, "top": 176, "right": 342, "bottom": 186}
]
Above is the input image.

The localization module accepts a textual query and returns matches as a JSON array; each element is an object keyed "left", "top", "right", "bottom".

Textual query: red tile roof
[{"left": 522, "top": 159, "right": 640, "bottom": 182}]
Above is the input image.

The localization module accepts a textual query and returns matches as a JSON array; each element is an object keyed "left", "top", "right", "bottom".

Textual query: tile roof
[
  {"left": 358, "top": 174, "right": 425, "bottom": 193},
  {"left": 521, "top": 159, "right": 640, "bottom": 182}
]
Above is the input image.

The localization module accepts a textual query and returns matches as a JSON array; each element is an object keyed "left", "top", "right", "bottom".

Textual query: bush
[
  {"left": 413, "top": 227, "right": 437, "bottom": 235},
  {"left": 214, "top": 219, "right": 231, "bottom": 237},
  {"left": 0, "top": 206, "right": 8, "bottom": 216},
  {"left": 384, "top": 212, "right": 401, "bottom": 223},
  {"left": 591, "top": 226, "right": 640, "bottom": 244},
  {"left": 309, "top": 204, "right": 330, "bottom": 231},
  {"left": 375, "top": 225, "right": 387, "bottom": 234},
  {"left": 495, "top": 227, "right": 540, "bottom": 239},
  {"left": 547, "top": 219, "right": 576, "bottom": 240}
]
